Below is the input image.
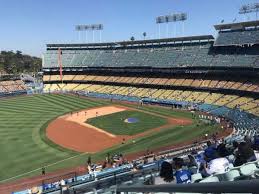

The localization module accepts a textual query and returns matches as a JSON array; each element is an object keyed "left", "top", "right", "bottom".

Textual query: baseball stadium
[{"left": 0, "top": 1, "right": 259, "bottom": 194}]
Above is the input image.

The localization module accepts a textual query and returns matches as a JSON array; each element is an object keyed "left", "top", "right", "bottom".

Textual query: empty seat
[
  {"left": 189, "top": 166, "right": 199, "bottom": 174},
  {"left": 191, "top": 173, "right": 203, "bottom": 183},
  {"left": 199, "top": 176, "right": 219, "bottom": 182},
  {"left": 221, "top": 170, "right": 240, "bottom": 181},
  {"left": 239, "top": 163, "right": 259, "bottom": 176}
]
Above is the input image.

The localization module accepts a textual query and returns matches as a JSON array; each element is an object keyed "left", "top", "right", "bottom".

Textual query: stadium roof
[
  {"left": 214, "top": 20, "right": 259, "bottom": 31},
  {"left": 46, "top": 35, "right": 214, "bottom": 49}
]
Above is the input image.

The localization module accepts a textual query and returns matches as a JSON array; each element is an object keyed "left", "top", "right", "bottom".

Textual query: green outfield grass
[
  {"left": 87, "top": 110, "right": 168, "bottom": 135},
  {"left": 0, "top": 94, "right": 108, "bottom": 182},
  {"left": 0, "top": 94, "right": 221, "bottom": 183}
]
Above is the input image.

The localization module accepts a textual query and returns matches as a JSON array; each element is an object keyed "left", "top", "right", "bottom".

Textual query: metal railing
[{"left": 116, "top": 179, "right": 259, "bottom": 194}]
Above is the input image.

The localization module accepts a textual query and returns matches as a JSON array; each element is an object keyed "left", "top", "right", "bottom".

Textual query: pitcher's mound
[{"left": 124, "top": 118, "right": 139, "bottom": 123}]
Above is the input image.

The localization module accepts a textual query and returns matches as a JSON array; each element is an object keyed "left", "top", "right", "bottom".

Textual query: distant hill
[{"left": 0, "top": 51, "right": 41, "bottom": 75}]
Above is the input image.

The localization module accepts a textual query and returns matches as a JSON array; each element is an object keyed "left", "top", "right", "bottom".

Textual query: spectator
[
  {"left": 195, "top": 152, "right": 206, "bottom": 170},
  {"left": 132, "top": 162, "right": 138, "bottom": 172},
  {"left": 155, "top": 161, "right": 174, "bottom": 184},
  {"left": 202, "top": 152, "right": 230, "bottom": 176},
  {"left": 174, "top": 158, "right": 191, "bottom": 184},
  {"left": 253, "top": 134, "right": 259, "bottom": 150},
  {"left": 204, "top": 141, "right": 217, "bottom": 161},
  {"left": 234, "top": 142, "right": 256, "bottom": 166},
  {"left": 187, "top": 154, "right": 199, "bottom": 174},
  {"left": 42, "top": 167, "right": 45, "bottom": 175},
  {"left": 30, "top": 187, "right": 42, "bottom": 194},
  {"left": 187, "top": 155, "right": 198, "bottom": 168},
  {"left": 87, "top": 156, "right": 91, "bottom": 165},
  {"left": 244, "top": 135, "right": 252, "bottom": 147},
  {"left": 217, "top": 143, "right": 230, "bottom": 157},
  {"left": 60, "top": 179, "right": 69, "bottom": 194},
  {"left": 102, "top": 161, "right": 107, "bottom": 170},
  {"left": 232, "top": 141, "right": 239, "bottom": 155}
]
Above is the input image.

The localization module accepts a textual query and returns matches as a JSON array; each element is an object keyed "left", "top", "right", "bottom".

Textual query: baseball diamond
[
  {"left": 0, "top": 2, "right": 259, "bottom": 193},
  {"left": 0, "top": 94, "right": 220, "bottom": 182}
]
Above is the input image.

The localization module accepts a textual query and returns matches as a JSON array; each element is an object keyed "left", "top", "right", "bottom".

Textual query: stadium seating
[
  {"left": 0, "top": 80, "right": 27, "bottom": 94},
  {"left": 43, "top": 42, "right": 259, "bottom": 68},
  {"left": 214, "top": 29, "right": 259, "bottom": 46},
  {"left": 214, "top": 95, "right": 239, "bottom": 106},
  {"left": 43, "top": 74, "right": 259, "bottom": 96},
  {"left": 14, "top": 133, "right": 259, "bottom": 194}
]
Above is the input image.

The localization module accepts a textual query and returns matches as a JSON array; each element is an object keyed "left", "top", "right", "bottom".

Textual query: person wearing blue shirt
[
  {"left": 253, "top": 135, "right": 259, "bottom": 150},
  {"left": 204, "top": 141, "right": 217, "bottom": 161},
  {"left": 174, "top": 158, "right": 192, "bottom": 184}
]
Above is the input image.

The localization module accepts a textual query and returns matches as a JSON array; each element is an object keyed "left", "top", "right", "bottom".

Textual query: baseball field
[{"left": 0, "top": 94, "right": 221, "bottom": 183}]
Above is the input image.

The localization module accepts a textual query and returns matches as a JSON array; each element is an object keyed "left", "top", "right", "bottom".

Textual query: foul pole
[{"left": 58, "top": 48, "right": 63, "bottom": 84}]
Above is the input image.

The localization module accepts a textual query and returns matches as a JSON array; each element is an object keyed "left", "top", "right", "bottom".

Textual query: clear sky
[{"left": 0, "top": 0, "right": 258, "bottom": 57}]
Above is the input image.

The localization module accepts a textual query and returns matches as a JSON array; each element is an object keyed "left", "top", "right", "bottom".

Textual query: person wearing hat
[
  {"left": 30, "top": 186, "right": 42, "bottom": 194},
  {"left": 60, "top": 179, "right": 70, "bottom": 194},
  {"left": 41, "top": 167, "right": 45, "bottom": 175}
]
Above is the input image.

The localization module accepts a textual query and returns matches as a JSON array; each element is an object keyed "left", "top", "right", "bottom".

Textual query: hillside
[{"left": 0, "top": 51, "right": 41, "bottom": 74}]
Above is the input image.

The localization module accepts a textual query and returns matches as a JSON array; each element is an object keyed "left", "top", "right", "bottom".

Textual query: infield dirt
[{"left": 46, "top": 105, "right": 192, "bottom": 153}]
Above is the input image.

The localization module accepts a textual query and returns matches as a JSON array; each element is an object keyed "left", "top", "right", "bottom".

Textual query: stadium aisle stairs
[
  {"left": 115, "top": 87, "right": 131, "bottom": 96},
  {"left": 227, "top": 97, "right": 254, "bottom": 109},
  {"left": 62, "top": 75, "right": 75, "bottom": 81},
  {"left": 73, "top": 84, "right": 91, "bottom": 91},
  {"left": 111, "top": 86, "right": 127, "bottom": 95},
  {"left": 230, "top": 82, "right": 244, "bottom": 90},
  {"left": 204, "top": 93, "right": 223, "bottom": 104},
  {"left": 49, "top": 84, "right": 59, "bottom": 91},
  {"left": 191, "top": 79, "right": 203, "bottom": 87},
  {"left": 49, "top": 75, "right": 60, "bottom": 81},
  {"left": 239, "top": 101, "right": 258, "bottom": 111},
  {"left": 157, "top": 89, "right": 173, "bottom": 100},
  {"left": 167, "top": 90, "right": 184, "bottom": 101},
  {"left": 151, "top": 89, "right": 165, "bottom": 99},
  {"left": 84, "top": 84, "right": 103, "bottom": 92},
  {"left": 214, "top": 95, "right": 239, "bottom": 106},
  {"left": 185, "top": 92, "right": 202, "bottom": 103},
  {"left": 248, "top": 106, "right": 259, "bottom": 116},
  {"left": 73, "top": 75, "right": 86, "bottom": 81},
  {"left": 200, "top": 80, "right": 211, "bottom": 88},
  {"left": 84, "top": 75, "right": 97, "bottom": 81},
  {"left": 43, "top": 84, "right": 51, "bottom": 92},
  {"left": 216, "top": 81, "right": 228, "bottom": 89},
  {"left": 173, "top": 78, "right": 185, "bottom": 86},
  {"left": 43, "top": 75, "right": 50, "bottom": 82},
  {"left": 62, "top": 83, "right": 79, "bottom": 91},
  {"left": 57, "top": 83, "right": 66, "bottom": 90},
  {"left": 238, "top": 83, "right": 251, "bottom": 91},
  {"left": 182, "top": 79, "right": 194, "bottom": 86},
  {"left": 208, "top": 80, "right": 219, "bottom": 88},
  {"left": 224, "top": 81, "right": 236, "bottom": 89},
  {"left": 246, "top": 84, "right": 258, "bottom": 92}
]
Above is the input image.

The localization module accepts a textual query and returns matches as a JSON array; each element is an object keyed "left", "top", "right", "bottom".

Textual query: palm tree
[
  {"left": 143, "top": 32, "right": 147, "bottom": 40},
  {"left": 255, "top": 3, "right": 259, "bottom": 19}
]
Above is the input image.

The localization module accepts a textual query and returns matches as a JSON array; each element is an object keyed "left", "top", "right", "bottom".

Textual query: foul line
[{"left": 0, "top": 152, "right": 88, "bottom": 184}]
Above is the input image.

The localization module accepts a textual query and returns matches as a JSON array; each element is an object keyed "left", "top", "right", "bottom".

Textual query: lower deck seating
[
  {"left": 0, "top": 80, "right": 27, "bottom": 93},
  {"left": 44, "top": 75, "right": 259, "bottom": 94}
]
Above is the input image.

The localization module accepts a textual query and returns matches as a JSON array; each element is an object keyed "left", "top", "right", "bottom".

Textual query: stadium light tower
[
  {"left": 239, "top": 3, "right": 259, "bottom": 20},
  {"left": 156, "top": 13, "right": 187, "bottom": 38},
  {"left": 254, "top": 3, "right": 259, "bottom": 20},
  {"left": 75, "top": 24, "right": 103, "bottom": 43},
  {"left": 173, "top": 13, "right": 187, "bottom": 36},
  {"left": 156, "top": 15, "right": 164, "bottom": 38}
]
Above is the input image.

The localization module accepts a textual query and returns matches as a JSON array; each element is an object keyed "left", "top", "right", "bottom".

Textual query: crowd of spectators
[
  {"left": 155, "top": 134, "right": 259, "bottom": 185},
  {"left": 19, "top": 134, "right": 259, "bottom": 194}
]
